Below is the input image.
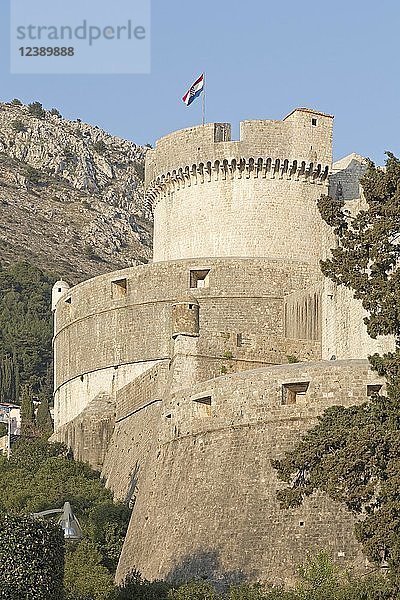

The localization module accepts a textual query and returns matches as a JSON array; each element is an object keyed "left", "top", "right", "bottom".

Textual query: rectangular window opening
[
  {"left": 190, "top": 269, "right": 210, "bottom": 289},
  {"left": 367, "top": 384, "right": 382, "bottom": 397},
  {"left": 311, "top": 118, "right": 317, "bottom": 126},
  {"left": 112, "top": 278, "right": 127, "bottom": 299},
  {"left": 193, "top": 395, "right": 212, "bottom": 416},
  {"left": 282, "top": 382, "right": 309, "bottom": 405}
]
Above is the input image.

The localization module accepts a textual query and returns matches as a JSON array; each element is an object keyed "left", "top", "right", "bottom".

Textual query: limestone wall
[
  {"left": 322, "top": 281, "right": 395, "bottom": 360},
  {"left": 115, "top": 360, "right": 382, "bottom": 586},
  {"left": 53, "top": 257, "right": 325, "bottom": 428},
  {"left": 146, "top": 109, "right": 334, "bottom": 264}
]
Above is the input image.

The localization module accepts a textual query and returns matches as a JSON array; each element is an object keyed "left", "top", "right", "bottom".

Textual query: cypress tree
[
  {"left": 36, "top": 395, "right": 53, "bottom": 439},
  {"left": 20, "top": 384, "right": 36, "bottom": 438}
]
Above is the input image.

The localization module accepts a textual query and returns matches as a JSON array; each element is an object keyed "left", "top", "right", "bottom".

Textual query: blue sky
[{"left": 1, "top": 0, "right": 399, "bottom": 163}]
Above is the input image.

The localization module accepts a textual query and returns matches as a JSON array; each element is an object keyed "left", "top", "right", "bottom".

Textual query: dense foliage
[
  {"left": 273, "top": 153, "right": 400, "bottom": 590},
  {"left": 115, "top": 553, "right": 393, "bottom": 600},
  {"left": 0, "top": 262, "right": 54, "bottom": 402},
  {"left": 0, "top": 438, "right": 130, "bottom": 599},
  {"left": 0, "top": 513, "right": 65, "bottom": 600}
]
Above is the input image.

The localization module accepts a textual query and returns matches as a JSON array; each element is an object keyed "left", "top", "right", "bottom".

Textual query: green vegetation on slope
[
  {"left": 0, "top": 438, "right": 130, "bottom": 598},
  {"left": 0, "top": 261, "right": 54, "bottom": 402}
]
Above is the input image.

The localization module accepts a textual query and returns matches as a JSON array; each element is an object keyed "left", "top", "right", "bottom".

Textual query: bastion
[{"left": 52, "top": 108, "right": 394, "bottom": 586}]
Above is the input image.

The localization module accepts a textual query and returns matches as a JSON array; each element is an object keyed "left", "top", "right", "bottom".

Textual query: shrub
[
  {"left": 286, "top": 355, "right": 299, "bottom": 364},
  {"left": 28, "top": 101, "right": 46, "bottom": 119},
  {"left": 11, "top": 98, "right": 22, "bottom": 106},
  {"left": 0, "top": 513, "right": 64, "bottom": 600},
  {"left": 25, "top": 165, "right": 42, "bottom": 185},
  {"left": 49, "top": 108, "right": 62, "bottom": 118},
  {"left": 93, "top": 140, "right": 107, "bottom": 154},
  {"left": 11, "top": 119, "right": 25, "bottom": 133}
]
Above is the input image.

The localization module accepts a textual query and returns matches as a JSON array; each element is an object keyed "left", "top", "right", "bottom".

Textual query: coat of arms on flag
[{"left": 182, "top": 73, "right": 205, "bottom": 106}]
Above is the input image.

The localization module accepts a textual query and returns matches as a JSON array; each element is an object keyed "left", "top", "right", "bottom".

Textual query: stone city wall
[{"left": 115, "top": 360, "right": 383, "bottom": 586}]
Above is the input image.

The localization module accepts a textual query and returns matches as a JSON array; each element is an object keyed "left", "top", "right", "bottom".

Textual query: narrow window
[
  {"left": 111, "top": 278, "right": 127, "bottom": 299},
  {"left": 367, "top": 384, "right": 382, "bottom": 397},
  {"left": 190, "top": 269, "right": 210, "bottom": 289},
  {"left": 282, "top": 382, "right": 309, "bottom": 405},
  {"left": 57, "top": 288, "right": 62, "bottom": 293},
  {"left": 193, "top": 395, "right": 212, "bottom": 416},
  {"left": 311, "top": 118, "right": 317, "bottom": 126},
  {"left": 236, "top": 333, "right": 243, "bottom": 347}
]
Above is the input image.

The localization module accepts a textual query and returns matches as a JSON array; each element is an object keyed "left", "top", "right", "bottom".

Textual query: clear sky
[{"left": 1, "top": 0, "right": 399, "bottom": 163}]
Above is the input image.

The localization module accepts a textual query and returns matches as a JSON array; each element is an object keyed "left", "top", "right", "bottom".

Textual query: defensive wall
[
  {"left": 53, "top": 256, "right": 324, "bottom": 428},
  {"left": 104, "top": 360, "right": 384, "bottom": 586}
]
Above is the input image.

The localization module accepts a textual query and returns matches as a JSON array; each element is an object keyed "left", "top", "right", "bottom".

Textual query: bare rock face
[{"left": 0, "top": 101, "right": 152, "bottom": 283}]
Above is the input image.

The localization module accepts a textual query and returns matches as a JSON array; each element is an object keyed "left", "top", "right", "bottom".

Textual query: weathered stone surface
[{"left": 52, "top": 108, "right": 394, "bottom": 586}]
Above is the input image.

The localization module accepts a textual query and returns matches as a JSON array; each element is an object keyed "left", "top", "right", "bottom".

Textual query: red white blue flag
[{"left": 182, "top": 73, "right": 204, "bottom": 106}]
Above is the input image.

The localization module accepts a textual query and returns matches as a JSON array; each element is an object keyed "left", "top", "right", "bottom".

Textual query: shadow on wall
[
  {"left": 125, "top": 461, "right": 140, "bottom": 509},
  {"left": 165, "top": 549, "right": 256, "bottom": 590}
]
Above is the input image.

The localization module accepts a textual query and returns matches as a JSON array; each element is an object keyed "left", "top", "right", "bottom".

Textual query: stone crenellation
[{"left": 51, "top": 108, "right": 394, "bottom": 587}]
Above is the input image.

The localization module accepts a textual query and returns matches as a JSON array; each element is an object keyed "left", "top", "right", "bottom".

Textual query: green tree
[
  {"left": 28, "top": 101, "right": 46, "bottom": 119},
  {"left": 0, "top": 437, "right": 131, "bottom": 598},
  {"left": 11, "top": 119, "right": 26, "bottom": 133},
  {"left": 0, "top": 262, "right": 54, "bottom": 397},
  {"left": 64, "top": 540, "right": 116, "bottom": 600},
  {"left": 0, "top": 353, "right": 19, "bottom": 403},
  {"left": 36, "top": 394, "right": 53, "bottom": 438},
  {"left": 273, "top": 153, "right": 400, "bottom": 589},
  {"left": 10, "top": 98, "right": 22, "bottom": 106},
  {"left": 20, "top": 383, "right": 36, "bottom": 437},
  {"left": 0, "top": 513, "right": 64, "bottom": 600}
]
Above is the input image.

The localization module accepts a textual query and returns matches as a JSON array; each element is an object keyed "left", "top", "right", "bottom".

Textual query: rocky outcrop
[{"left": 0, "top": 101, "right": 152, "bottom": 282}]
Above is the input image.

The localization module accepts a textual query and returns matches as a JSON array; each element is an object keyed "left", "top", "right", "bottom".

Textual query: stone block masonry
[{"left": 52, "top": 108, "right": 393, "bottom": 586}]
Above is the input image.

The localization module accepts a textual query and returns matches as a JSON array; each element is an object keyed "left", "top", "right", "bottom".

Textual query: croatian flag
[{"left": 182, "top": 73, "right": 204, "bottom": 106}]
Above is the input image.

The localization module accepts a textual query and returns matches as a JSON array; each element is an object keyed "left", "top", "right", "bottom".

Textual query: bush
[
  {"left": 11, "top": 119, "right": 25, "bottom": 133},
  {"left": 93, "top": 140, "right": 107, "bottom": 154},
  {"left": 25, "top": 164, "right": 42, "bottom": 185},
  {"left": 64, "top": 540, "right": 116, "bottom": 600},
  {"left": 286, "top": 355, "right": 299, "bottom": 364},
  {"left": 0, "top": 513, "right": 64, "bottom": 600},
  {"left": 28, "top": 101, "right": 46, "bottom": 119},
  {"left": 11, "top": 98, "right": 22, "bottom": 106},
  {"left": 50, "top": 108, "right": 62, "bottom": 118}
]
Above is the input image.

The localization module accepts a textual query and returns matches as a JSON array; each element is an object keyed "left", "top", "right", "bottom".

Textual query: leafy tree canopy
[{"left": 0, "top": 438, "right": 130, "bottom": 598}]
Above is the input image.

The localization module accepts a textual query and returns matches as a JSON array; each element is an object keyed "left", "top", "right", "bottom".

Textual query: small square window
[
  {"left": 111, "top": 278, "right": 127, "bottom": 299},
  {"left": 192, "top": 395, "right": 212, "bottom": 416},
  {"left": 311, "top": 118, "right": 317, "bottom": 126},
  {"left": 190, "top": 269, "right": 210, "bottom": 289},
  {"left": 57, "top": 288, "right": 62, "bottom": 293},
  {"left": 282, "top": 382, "right": 309, "bottom": 405}
]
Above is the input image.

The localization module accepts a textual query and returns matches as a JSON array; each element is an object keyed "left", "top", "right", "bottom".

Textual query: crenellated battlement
[
  {"left": 145, "top": 108, "right": 333, "bottom": 192},
  {"left": 146, "top": 156, "right": 330, "bottom": 205}
]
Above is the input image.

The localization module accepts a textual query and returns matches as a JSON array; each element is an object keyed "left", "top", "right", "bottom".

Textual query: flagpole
[{"left": 202, "top": 72, "right": 206, "bottom": 126}]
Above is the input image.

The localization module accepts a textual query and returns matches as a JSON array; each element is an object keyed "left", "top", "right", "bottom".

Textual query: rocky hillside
[{"left": 0, "top": 100, "right": 152, "bottom": 283}]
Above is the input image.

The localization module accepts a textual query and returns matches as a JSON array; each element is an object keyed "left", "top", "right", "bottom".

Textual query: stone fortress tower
[{"left": 52, "top": 108, "right": 393, "bottom": 586}]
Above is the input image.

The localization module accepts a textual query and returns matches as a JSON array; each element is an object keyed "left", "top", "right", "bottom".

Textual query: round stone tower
[{"left": 146, "top": 108, "right": 333, "bottom": 265}]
